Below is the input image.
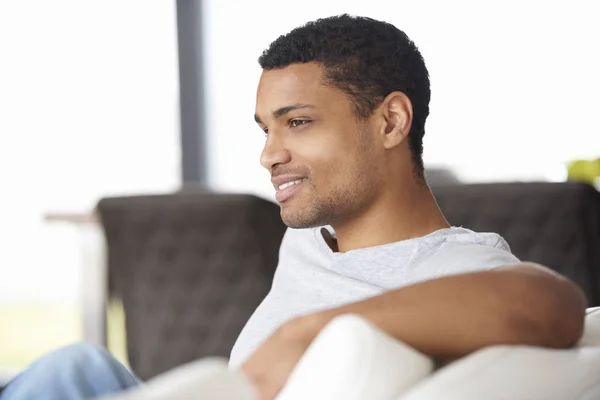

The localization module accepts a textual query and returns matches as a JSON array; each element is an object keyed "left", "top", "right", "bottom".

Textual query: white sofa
[
  {"left": 280, "top": 308, "right": 600, "bottom": 400},
  {"left": 101, "top": 308, "right": 600, "bottom": 400}
]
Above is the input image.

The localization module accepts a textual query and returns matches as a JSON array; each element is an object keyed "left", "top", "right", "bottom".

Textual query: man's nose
[{"left": 260, "top": 134, "right": 291, "bottom": 170}]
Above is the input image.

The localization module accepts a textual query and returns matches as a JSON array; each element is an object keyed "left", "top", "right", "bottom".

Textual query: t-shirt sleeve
[{"left": 409, "top": 243, "right": 521, "bottom": 283}]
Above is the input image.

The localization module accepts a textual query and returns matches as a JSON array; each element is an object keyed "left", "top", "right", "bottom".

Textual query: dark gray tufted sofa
[{"left": 97, "top": 193, "right": 286, "bottom": 380}]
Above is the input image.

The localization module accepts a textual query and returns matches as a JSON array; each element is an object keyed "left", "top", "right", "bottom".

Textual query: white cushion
[
  {"left": 400, "top": 345, "right": 600, "bottom": 400},
  {"left": 399, "top": 307, "right": 600, "bottom": 400},
  {"left": 579, "top": 306, "right": 600, "bottom": 347},
  {"left": 280, "top": 309, "right": 600, "bottom": 400},
  {"left": 95, "top": 358, "right": 255, "bottom": 400},
  {"left": 276, "top": 314, "right": 434, "bottom": 400}
]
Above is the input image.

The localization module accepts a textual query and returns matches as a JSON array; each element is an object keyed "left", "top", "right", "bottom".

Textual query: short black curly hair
[{"left": 259, "top": 14, "right": 430, "bottom": 180}]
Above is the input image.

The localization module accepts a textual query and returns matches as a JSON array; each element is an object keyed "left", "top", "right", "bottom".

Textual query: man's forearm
[{"left": 295, "top": 262, "right": 586, "bottom": 360}]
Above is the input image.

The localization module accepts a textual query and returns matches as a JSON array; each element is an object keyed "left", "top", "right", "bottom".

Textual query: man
[{"left": 0, "top": 14, "right": 586, "bottom": 400}]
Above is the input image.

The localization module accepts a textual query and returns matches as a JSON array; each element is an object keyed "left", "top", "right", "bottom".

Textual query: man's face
[{"left": 255, "top": 63, "right": 383, "bottom": 228}]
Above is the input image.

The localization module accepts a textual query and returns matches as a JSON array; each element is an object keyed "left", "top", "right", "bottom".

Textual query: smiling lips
[{"left": 273, "top": 177, "right": 308, "bottom": 203}]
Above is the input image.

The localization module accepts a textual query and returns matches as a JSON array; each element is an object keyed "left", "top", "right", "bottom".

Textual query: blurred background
[{"left": 0, "top": 0, "right": 599, "bottom": 381}]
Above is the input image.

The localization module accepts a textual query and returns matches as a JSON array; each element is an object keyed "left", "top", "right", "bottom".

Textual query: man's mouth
[
  {"left": 275, "top": 178, "right": 307, "bottom": 202},
  {"left": 278, "top": 178, "right": 307, "bottom": 191}
]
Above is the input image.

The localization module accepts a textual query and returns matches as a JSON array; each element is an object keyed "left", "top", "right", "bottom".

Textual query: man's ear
[{"left": 377, "top": 91, "right": 413, "bottom": 150}]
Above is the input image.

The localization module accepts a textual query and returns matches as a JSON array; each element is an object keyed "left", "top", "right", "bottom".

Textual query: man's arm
[
  {"left": 294, "top": 262, "right": 587, "bottom": 359},
  {"left": 242, "top": 263, "right": 587, "bottom": 399}
]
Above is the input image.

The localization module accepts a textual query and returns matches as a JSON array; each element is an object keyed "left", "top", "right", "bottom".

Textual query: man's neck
[{"left": 331, "top": 181, "right": 450, "bottom": 253}]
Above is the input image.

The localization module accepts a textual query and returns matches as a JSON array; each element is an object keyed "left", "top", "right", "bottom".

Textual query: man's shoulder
[
  {"left": 408, "top": 227, "right": 520, "bottom": 281},
  {"left": 418, "top": 227, "right": 510, "bottom": 250}
]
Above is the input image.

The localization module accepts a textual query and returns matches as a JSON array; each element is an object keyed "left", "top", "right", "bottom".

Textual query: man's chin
[{"left": 280, "top": 205, "right": 323, "bottom": 229}]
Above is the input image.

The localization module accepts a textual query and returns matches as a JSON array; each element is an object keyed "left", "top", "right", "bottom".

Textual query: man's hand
[{"left": 241, "top": 315, "right": 324, "bottom": 400}]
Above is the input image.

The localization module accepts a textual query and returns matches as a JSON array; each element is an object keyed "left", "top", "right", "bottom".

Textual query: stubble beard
[{"left": 281, "top": 124, "right": 379, "bottom": 229}]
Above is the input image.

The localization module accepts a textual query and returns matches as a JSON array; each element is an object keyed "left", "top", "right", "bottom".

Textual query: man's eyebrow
[{"left": 254, "top": 103, "right": 315, "bottom": 124}]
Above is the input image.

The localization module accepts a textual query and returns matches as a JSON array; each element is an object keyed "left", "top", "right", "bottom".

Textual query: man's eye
[{"left": 290, "top": 119, "right": 310, "bottom": 128}]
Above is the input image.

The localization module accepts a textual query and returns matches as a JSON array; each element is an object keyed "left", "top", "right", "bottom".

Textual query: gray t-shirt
[{"left": 229, "top": 226, "right": 519, "bottom": 368}]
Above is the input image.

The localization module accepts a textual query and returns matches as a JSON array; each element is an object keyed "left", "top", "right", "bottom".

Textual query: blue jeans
[{"left": 0, "top": 343, "right": 141, "bottom": 400}]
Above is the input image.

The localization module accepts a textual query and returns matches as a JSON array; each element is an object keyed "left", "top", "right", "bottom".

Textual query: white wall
[
  {"left": 0, "top": 1, "right": 180, "bottom": 301},
  {"left": 202, "top": 0, "right": 600, "bottom": 200}
]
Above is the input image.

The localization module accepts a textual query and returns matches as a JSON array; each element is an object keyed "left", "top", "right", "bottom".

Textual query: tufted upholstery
[
  {"left": 432, "top": 182, "right": 600, "bottom": 305},
  {"left": 97, "top": 193, "right": 286, "bottom": 380},
  {"left": 97, "top": 182, "right": 599, "bottom": 380}
]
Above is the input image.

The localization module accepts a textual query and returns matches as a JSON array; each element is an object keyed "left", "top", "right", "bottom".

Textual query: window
[{"left": 0, "top": 0, "right": 179, "bottom": 369}]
